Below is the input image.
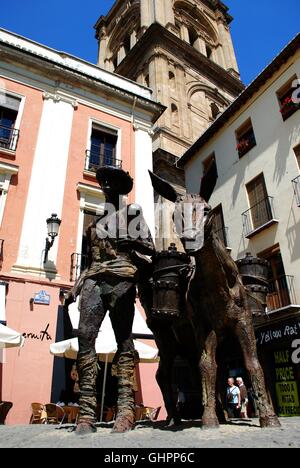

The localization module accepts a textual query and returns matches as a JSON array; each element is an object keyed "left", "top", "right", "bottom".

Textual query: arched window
[
  {"left": 123, "top": 34, "right": 131, "bottom": 55},
  {"left": 113, "top": 55, "right": 118, "bottom": 70},
  {"left": 188, "top": 28, "right": 198, "bottom": 48},
  {"left": 211, "top": 102, "right": 220, "bottom": 120},
  {"left": 171, "top": 104, "right": 179, "bottom": 127},
  {"left": 206, "top": 45, "right": 213, "bottom": 60},
  {"left": 169, "top": 71, "right": 176, "bottom": 91}
]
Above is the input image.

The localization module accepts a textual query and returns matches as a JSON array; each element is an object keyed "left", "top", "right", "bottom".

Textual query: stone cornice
[{"left": 0, "top": 36, "right": 165, "bottom": 124}]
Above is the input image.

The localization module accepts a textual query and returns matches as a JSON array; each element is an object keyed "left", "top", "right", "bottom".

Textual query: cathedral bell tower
[{"left": 95, "top": 0, "right": 244, "bottom": 248}]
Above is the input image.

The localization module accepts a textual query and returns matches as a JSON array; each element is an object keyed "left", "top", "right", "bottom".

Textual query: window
[
  {"left": 70, "top": 210, "right": 97, "bottom": 282},
  {"left": 169, "top": 72, "right": 176, "bottom": 91},
  {"left": 85, "top": 124, "right": 120, "bottom": 172},
  {"left": 259, "top": 245, "right": 295, "bottom": 311},
  {"left": 235, "top": 118, "right": 256, "bottom": 158},
  {"left": 206, "top": 45, "right": 212, "bottom": 59},
  {"left": 294, "top": 144, "right": 300, "bottom": 171},
  {"left": 200, "top": 153, "right": 218, "bottom": 200},
  {"left": 0, "top": 162, "right": 19, "bottom": 226},
  {"left": 277, "top": 75, "right": 300, "bottom": 121},
  {"left": 145, "top": 74, "right": 150, "bottom": 88},
  {"left": 212, "top": 204, "right": 228, "bottom": 248},
  {"left": 188, "top": 28, "right": 198, "bottom": 48},
  {"left": 0, "top": 95, "right": 21, "bottom": 151},
  {"left": 210, "top": 103, "right": 220, "bottom": 120},
  {"left": 171, "top": 104, "right": 179, "bottom": 127},
  {"left": 123, "top": 34, "right": 131, "bottom": 55},
  {"left": 243, "top": 174, "right": 276, "bottom": 237}
]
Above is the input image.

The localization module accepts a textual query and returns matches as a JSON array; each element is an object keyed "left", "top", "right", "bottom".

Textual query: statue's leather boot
[
  {"left": 111, "top": 352, "right": 136, "bottom": 434},
  {"left": 75, "top": 419, "right": 97, "bottom": 435},
  {"left": 112, "top": 411, "right": 135, "bottom": 433}
]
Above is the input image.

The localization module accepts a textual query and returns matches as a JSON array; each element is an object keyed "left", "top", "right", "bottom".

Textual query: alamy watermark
[{"left": 291, "top": 79, "right": 300, "bottom": 104}]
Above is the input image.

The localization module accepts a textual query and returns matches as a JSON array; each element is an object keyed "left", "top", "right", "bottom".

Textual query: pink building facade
[{"left": 0, "top": 29, "right": 165, "bottom": 424}]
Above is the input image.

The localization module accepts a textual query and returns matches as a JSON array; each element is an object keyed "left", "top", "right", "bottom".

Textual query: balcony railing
[
  {"left": 214, "top": 226, "right": 230, "bottom": 249},
  {"left": 70, "top": 253, "right": 88, "bottom": 282},
  {"left": 0, "top": 125, "right": 19, "bottom": 151},
  {"left": 85, "top": 150, "right": 122, "bottom": 172},
  {"left": 292, "top": 176, "right": 300, "bottom": 207},
  {"left": 242, "top": 196, "right": 277, "bottom": 238},
  {"left": 267, "top": 275, "right": 297, "bottom": 312}
]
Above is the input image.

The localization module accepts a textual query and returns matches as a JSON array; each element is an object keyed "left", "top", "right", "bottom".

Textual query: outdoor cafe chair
[
  {"left": 45, "top": 403, "right": 66, "bottom": 425},
  {"left": 30, "top": 403, "right": 46, "bottom": 424},
  {"left": 0, "top": 401, "right": 13, "bottom": 425}
]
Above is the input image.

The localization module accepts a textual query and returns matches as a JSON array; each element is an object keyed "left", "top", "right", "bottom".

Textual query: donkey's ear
[
  {"left": 148, "top": 171, "right": 178, "bottom": 203},
  {"left": 199, "top": 158, "right": 218, "bottom": 202}
]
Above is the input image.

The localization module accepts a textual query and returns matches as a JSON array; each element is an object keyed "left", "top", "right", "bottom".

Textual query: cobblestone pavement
[{"left": 0, "top": 418, "right": 299, "bottom": 448}]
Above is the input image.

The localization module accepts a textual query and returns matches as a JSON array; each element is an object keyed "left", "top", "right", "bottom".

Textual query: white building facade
[{"left": 179, "top": 34, "right": 300, "bottom": 417}]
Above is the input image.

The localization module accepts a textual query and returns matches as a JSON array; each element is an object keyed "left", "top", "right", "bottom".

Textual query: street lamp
[{"left": 44, "top": 213, "right": 61, "bottom": 264}]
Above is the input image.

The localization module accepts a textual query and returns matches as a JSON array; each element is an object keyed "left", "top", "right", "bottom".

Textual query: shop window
[
  {"left": 235, "top": 118, "right": 256, "bottom": 158},
  {"left": 277, "top": 75, "right": 300, "bottom": 121},
  {"left": 0, "top": 94, "right": 21, "bottom": 151},
  {"left": 85, "top": 124, "right": 120, "bottom": 172}
]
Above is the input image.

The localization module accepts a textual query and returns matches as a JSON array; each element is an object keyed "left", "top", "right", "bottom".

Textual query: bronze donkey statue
[{"left": 148, "top": 170, "right": 280, "bottom": 429}]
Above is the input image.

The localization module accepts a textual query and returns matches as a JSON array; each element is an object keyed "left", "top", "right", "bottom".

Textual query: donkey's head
[{"left": 149, "top": 166, "right": 217, "bottom": 255}]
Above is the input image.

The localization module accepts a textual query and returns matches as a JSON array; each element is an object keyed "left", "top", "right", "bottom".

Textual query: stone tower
[{"left": 95, "top": 0, "right": 244, "bottom": 248}]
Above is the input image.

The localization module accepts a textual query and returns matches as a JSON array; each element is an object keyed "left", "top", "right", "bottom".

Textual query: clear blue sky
[{"left": 0, "top": 0, "right": 299, "bottom": 85}]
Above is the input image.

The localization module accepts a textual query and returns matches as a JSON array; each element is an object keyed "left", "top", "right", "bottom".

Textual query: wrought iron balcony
[
  {"left": 267, "top": 275, "right": 298, "bottom": 312},
  {"left": 0, "top": 125, "right": 19, "bottom": 152},
  {"left": 214, "top": 226, "right": 230, "bottom": 249},
  {"left": 242, "top": 196, "right": 278, "bottom": 238},
  {"left": 292, "top": 176, "right": 300, "bottom": 207},
  {"left": 85, "top": 150, "right": 122, "bottom": 173},
  {"left": 70, "top": 253, "right": 88, "bottom": 282}
]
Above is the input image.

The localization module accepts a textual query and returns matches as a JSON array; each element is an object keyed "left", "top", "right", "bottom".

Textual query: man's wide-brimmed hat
[{"left": 96, "top": 166, "right": 133, "bottom": 195}]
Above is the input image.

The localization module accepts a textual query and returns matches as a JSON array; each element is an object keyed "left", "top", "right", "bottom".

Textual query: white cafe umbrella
[
  {"left": 0, "top": 323, "right": 25, "bottom": 349},
  {"left": 50, "top": 312, "right": 159, "bottom": 422}
]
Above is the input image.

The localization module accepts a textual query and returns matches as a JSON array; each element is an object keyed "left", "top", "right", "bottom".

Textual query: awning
[
  {"left": 0, "top": 323, "right": 25, "bottom": 349},
  {"left": 50, "top": 314, "right": 158, "bottom": 363}
]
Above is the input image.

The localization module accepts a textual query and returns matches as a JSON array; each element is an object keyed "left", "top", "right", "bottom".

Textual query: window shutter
[{"left": 247, "top": 175, "right": 271, "bottom": 229}]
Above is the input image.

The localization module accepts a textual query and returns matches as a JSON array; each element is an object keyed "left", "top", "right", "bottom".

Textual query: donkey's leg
[
  {"left": 153, "top": 325, "right": 181, "bottom": 426},
  {"left": 235, "top": 318, "right": 281, "bottom": 428},
  {"left": 199, "top": 330, "right": 219, "bottom": 428}
]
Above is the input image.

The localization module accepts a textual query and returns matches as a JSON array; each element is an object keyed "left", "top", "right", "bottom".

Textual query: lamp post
[{"left": 44, "top": 213, "right": 61, "bottom": 264}]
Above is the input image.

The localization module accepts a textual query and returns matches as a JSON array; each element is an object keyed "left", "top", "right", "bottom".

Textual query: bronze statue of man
[{"left": 67, "top": 166, "right": 155, "bottom": 435}]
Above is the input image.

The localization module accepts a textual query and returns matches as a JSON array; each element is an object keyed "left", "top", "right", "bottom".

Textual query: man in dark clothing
[{"left": 66, "top": 166, "right": 155, "bottom": 435}]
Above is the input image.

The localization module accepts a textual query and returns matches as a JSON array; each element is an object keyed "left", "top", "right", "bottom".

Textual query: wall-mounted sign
[
  {"left": 33, "top": 290, "right": 50, "bottom": 305},
  {"left": 256, "top": 319, "right": 300, "bottom": 347}
]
